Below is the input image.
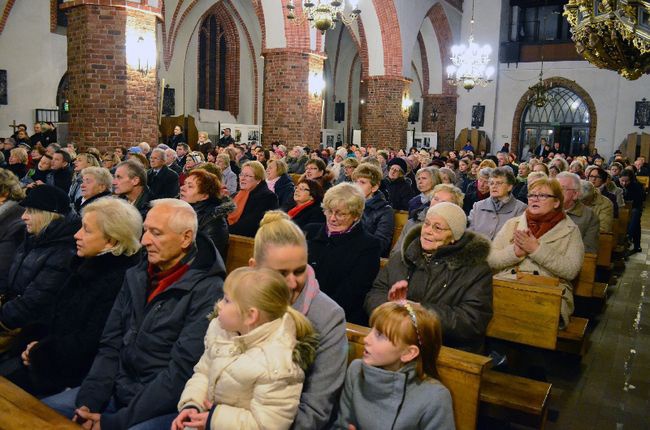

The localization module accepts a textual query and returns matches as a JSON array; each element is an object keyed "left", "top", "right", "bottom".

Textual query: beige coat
[
  {"left": 588, "top": 190, "right": 614, "bottom": 233},
  {"left": 488, "top": 214, "right": 584, "bottom": 326},
  {"left": 178, "top": 313, "right": 305, "bottom": 430}
]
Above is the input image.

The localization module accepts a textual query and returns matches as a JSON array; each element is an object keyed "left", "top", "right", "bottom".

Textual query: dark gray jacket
[
  {"left": 362, "top": 192, "right": 395, "bottom": 257},
  {"left": 75, "top": 233, "right": 226, "bottom": 430},
  {"left": 365, "top": 226, "right": 493, "bottom": 353},
  {"left": 0, "top": 201, "right": 24, "bottom": 291},
  {"left": 467, "top": 195, "right": 527, "bottom": 240}
]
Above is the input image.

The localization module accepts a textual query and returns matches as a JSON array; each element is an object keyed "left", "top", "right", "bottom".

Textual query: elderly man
[
  {"left": 580, "top": 180, "right": 614, "bottom": 234},
  {"left": 557, "top": 172, "right": 599, "bottom": 254},
  {"left": 147, "top": 148, "right": 179, "bottom": 199},
  {"left": 113, "top": 160, "right": 154, "bottom": 219},
  {"left": 164, "top": 148, "right": 182, "bottom": 175},
  {"left": 43, "top": 199, "right": 226, "bottom": 430}
]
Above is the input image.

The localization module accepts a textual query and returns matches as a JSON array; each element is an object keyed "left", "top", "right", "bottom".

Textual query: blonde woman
[
  {"left": 0, "top": 169, "right": 26, "bottom": 289},
  {"left": 4, "top": 198, "right": 142, "bottom": 396},
  {"left": 69, "top": 153, "right": 100, "bottom": 206},
  {"left": 74, "top": 167, "right": 113, "bottom": 212},
  {"left": 228, "top": 161, "right": 279, "bottom": 237},
  {"left": 7, "top": 147, "right": 29, "bottom": 179}
]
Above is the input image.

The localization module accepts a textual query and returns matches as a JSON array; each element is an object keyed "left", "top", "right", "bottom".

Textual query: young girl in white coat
[
  {"left": 172, "top": 267, "right": 317, "bottom": 430},
  {"left": 337, "top": 301, "right": 455, "bottom": 430}
]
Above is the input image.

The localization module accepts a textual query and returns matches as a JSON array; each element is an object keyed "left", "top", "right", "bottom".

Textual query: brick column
[
  {"left": 422, "top": 94, "right": 457, "bottom": 151},
  {"left": 262, "top": 50, "right": 324, "bottom": 148},
  {"left": 360, "top": 76, "right": 410, "bottom": 149},
  {"left": 63, "top": 1, "right": 159, "bottom": 150}
]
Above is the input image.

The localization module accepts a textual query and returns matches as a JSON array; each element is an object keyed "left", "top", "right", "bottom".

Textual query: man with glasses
[
  {"left": 557, "top": 172, "right": 599, "bottom": 253},
  {"left": 468, "top": 167, "right": 527, "bottom": 240}
]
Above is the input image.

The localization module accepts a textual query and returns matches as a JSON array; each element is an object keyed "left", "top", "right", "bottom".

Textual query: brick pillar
[
  {"left": 360, "top": 76, "right": 410, "bottom": 149},
  {"left": 262, "top": 50, "right": 324, "bottom": 148},
  {"left": 63, "top": 2, "right": 159, "bottom": 151},
  {"left": 422, "top": 94, "right": 458, "bottom": 151}
]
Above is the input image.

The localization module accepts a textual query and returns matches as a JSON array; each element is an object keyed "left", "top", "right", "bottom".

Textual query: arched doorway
[{"left": 512, "top": 77, "right": 597, "bottom": 157}]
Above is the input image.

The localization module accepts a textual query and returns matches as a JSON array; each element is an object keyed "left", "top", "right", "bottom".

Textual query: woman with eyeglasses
[
  {"left": 366, "top": 202, "right": 492, "bottom": 353},
  {"left": 304, "top": 158, "right": 334, "bottom": 191},
  {"left": 488, "top": 178, "right": 584, "bottom": 328},
  {"left": 407, "top": 167, "right": 442, "bottom": 221},
  {"left": 227, "top": 161, "right": 279, "bottom": 237},
  {"left": 305, "top": 183, "right": 381, "bottom": 325},
  {"left": 467, "top": 167, "right": 527, "bottom": 241},
  {"left": 101, "top": 152, "right": 120, "bottom": 174},
  {"left": 179, "top": 151, "right": 204, "bottom": 186},
  {"left": 285, "top": 178, "right": 325, "bottom": 229}
]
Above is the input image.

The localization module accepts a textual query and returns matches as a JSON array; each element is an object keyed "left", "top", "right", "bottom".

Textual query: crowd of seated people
[{"left": 0, "top": 128, "right": 646, "bottom": 429}]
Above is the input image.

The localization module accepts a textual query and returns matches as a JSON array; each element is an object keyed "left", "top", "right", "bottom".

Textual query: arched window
[
  {"left": 197, "top": 8, "right": 239, "bottom": 116},
  {"left": 521, "top": 86, "right": 590, "bottom": 157}
]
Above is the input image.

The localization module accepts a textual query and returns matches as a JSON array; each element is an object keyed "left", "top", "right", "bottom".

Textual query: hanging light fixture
[
  {"left": 446, "top": 0, "right": 494, "bottom": 91},
  {"left": 527, "top": 15, "right": 554, "bottom": 108},
  {"left": 286, "top": 0, "right": 361, "bottom": 34}
]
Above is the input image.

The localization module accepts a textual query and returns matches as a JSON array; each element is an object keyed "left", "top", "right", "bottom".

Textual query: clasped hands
[
  {"left": 171, "top": 399, "right": 214, "bottom": 430},
  {"left": 512, "top": 229, "right": 539, "bottom": 258}
]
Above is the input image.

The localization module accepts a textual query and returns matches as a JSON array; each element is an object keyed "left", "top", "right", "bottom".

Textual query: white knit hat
[{"left": 426, "top": 202, "right": 467, "bottom": 241}]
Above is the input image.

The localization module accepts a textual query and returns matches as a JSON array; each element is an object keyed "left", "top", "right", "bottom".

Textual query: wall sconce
[
  {"left": 402, "top": 95, "right": 414, "bottom": 111},
  {"left": 126, "top": 29, "right": 156, "bottom": 75},
  {"left": 308, "top": 72, "right": 325, "bottom": 97}
]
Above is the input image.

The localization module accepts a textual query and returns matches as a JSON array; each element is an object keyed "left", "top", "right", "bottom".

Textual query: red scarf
[
  {"left": 228, "top": 188, "right": 252, "bottom": 225},
  {"left": 288, "top": 199, "right": 315, "bottom": 218},
  {"left": 146, "top": 261, "right": 191, "bottom": 303},
  {"left": 525, "top": 209, "right": 566, "bottom": 239}
]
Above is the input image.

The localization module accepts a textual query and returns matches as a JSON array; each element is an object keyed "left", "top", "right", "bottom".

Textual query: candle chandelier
[
  {"left": 287, "top": 0, "right": 361, "bottom": 34},
  {"left": 446, "top": 0, "right": 495, "bottom": 91},
  {"left": 528, "top": 16, "right": 554, "bottom": 108}
]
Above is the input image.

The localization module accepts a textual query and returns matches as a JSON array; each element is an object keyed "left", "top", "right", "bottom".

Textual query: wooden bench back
[
  {"left": 225, "top": 234, "right": 255, "bottom": 273},
  {"left": 637, "top": 175, "right": 649, "bottom": 191},
  {"left": 487, "top": 276, "right": 563, "bottom": 350},
  {"left": 346, "top": 323, "right": 490, "bottom": 430},
  {"left": 597, "top": 232, "right": 614, "bottom": 268},
  {"left": 392, "top": 210, "right": 409, "bottom": 249},
  {"left": 574, "top": 253, "right": 597, "bottom": 297}
]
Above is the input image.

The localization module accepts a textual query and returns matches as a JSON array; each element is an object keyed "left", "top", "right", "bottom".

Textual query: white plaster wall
[
  {"left": 419, "top": 17, "right": 442, "bottom": 94},
  {"left": 324, "top": 27, "right": 359, "bottom": 135},
  {"left": 357, "top": 0, "right": 384, "bottom": 76},
  {"left": 495, "top": 61, "right": 650, "bottom": 158},
  {"left": 0, "top": 0, "right": 67, "bottom": 137},
  {"left": 260, "top": 0, "right": 286, "bottom": 49}
]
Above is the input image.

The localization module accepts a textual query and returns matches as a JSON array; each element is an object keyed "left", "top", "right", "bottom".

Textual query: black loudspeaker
[
  {"left": 163, "top": 86, "right": 175, "bottom": 116},
  {"left": 335, "top": 101, "right": 345, "bottom": 123},
  {"left": 408, "top": 102, "right": 420, "bottom": 124}
]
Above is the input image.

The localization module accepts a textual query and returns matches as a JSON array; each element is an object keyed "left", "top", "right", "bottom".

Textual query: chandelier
[
  {"left": 287, "top": 0, "right": 361, "bottom": 34},
  {"left": 528, "top": 70, "right": 554, "bottom": 108},
  {"left": 446, "top": 0, "right": 494, "bottom": 91},
  {"left": 564, "top": 0, "right": 650, "bottom": 80}
]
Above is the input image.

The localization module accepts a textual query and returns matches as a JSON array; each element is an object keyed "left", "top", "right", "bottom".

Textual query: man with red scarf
[{"left": 43, "top": 199, "right": 226, "bottom": 430}]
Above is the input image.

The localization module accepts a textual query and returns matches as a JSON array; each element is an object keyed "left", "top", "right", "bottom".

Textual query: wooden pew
[
  {"left": 290, "top": 173, "right": 301, "bottom": 185},
  {"left": 573, "top": 253, "right": 607, "bottom": 299},
  {"left": 597, "top": 232, "right": 614, "bottom": 268},
  {"left": 225, "top": 234, "right": 255, "bottom": 273},
  {"left": 636, "top": 175, "right": 649, "bottom": 191},
  {"left": 346, "top": 323, "right": 491, "bottom": 430},
  {"left": 392, "top": 210, "right": 409, "bottom": 249},
  {"left": 0, "top": 376, "right": 81, "bottom": 429},
  {"left": 487, "top": 277, "right": 588, "bottom": 355}
]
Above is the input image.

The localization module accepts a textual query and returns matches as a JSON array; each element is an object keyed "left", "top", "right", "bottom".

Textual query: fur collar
[{"left": 401, "top": 224, "right": 491, "bottom": 270}]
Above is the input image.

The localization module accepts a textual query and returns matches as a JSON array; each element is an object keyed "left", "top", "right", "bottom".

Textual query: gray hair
[
  {"left": 478, "top": 167, "right": 494, "bottom": 179},
  {"left": 557, "top": 171, "right": 582, "bottom": 197},
  {"left": 322, "top": 182, "right": 366, "bottom": 219},
  {"left": 116, "top": 160, "right": 147, "bottom": 187},
  {"left": 82, "top": 197, "right": 143, "bottom": 256},
  {"left": 150, "top": 147, "right": 166, "bottom": 159},
  {"left": 432, "top": 183, "right": 464, "bottom": 207},
  {"left": 438, "top": 167, "right": 457, "bottom": 184},
  {"left": 81, "top": 166, "right": 113, "bottom": 191},
  {"left": 164, "top": 148, "right": 177, "bottom": 161},
  {"left": 580, "top": 179, "right": 595, "bottom": 202},
  {"left": 149, "top": 198, "right": 198, "bottom": 241}
]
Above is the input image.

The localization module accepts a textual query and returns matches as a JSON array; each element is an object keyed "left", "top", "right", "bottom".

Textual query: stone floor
[{"left": 530, "top": 206, "right": 650, "bottom": 429}]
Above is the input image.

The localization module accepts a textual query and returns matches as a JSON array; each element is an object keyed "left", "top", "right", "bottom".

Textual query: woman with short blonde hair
[
  {"left": 74, "top": 166, "right": 113, "bottom": 212},
  {"left": 8, "top": 147, "right": 29, "bottom": 179}
]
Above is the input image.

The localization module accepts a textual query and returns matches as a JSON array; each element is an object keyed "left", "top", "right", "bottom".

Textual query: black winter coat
[
  {"left": 76, "top": 233, "right": 226, "bottom": 430},
  {"left": 74, "top": 190, "right": 112, "bottom": 214},
  {"left": 305, "top": 222, "right": 381, "bottom": 325},
  {"left": 23, "top": 253, "right": 139, "bottom": 395},
  {"left": 362, "top": 192, "right": 395, "bottom": 257},
  {"left": 365, "top": 226, "right": 493, "bottom": 353},
  {"left": 384, "top": 177, "right": 414, "bottom": 211},
  {"left": 192, "top": 197, "right": 234, "bottom": 260},
  {"left": 289, "top": 201, "right": 325, "bottom": 230},
  {"left": 273, "top": 174, "right": 295, "bottom": 209},
  {"left": 46, "top": 168, "right": 73, "bottom": 193},
  {"left": 0, "top": 201, "right": 24, "bottom": 291},
  {"left": 147, "top": 165, "right": 180, "bottom": 199},
  {"left": 1, "top": 212, "right": 80, "bottom": 331},
  {"left": 229, "top": 181, "right": 279, "bottom": 237}
]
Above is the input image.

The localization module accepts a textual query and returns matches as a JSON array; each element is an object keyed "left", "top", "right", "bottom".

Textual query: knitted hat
[
  {"left": 20, "top": 185, "right": 71, "bottom": 215},
  {"left": 426, "top": 202, "right": 466, "bottom": 241},
  {"left": 387, "top": 157, "right": 408, "bottom": 174}
]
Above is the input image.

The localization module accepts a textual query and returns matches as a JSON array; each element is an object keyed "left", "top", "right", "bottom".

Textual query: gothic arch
[{"left": 511, "top": 77, "right": 597, "bottom": 154}]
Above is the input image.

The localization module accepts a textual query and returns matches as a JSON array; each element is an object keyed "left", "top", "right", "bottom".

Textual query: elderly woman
[
  {"left": 287, "top": 146, "right": 309, "bottom": 174},
  {"left": 228, "top": 160, "right": 279, "bottom": 237},
  {"left": 336, "top": 157, "right": 359, "bottom": 184},
  {"left": 468, "top": 167, "right": 527, "bottom": 240},
  {"left": 366, "top": 202, "right": 493, "bottom": 353},
  {"left": 266, "top": 159, "right": 295, "bottom": 209},
  {"left": 439, "top": 167, "right": 457, "bottom": 186},
  {"left": 305, "top": 183, "right": 381, "bottom": 325},
  {"left": 305, "top": 158, "right": 334, "bottom": 190},
  {"left": 180, "top": 169, "right": 233, "bottom": 259},
  {"left": 353, "top": 163, "right": 395, "bottom": 257},
  {"left": 463, "top": 167, "right": 492, "bottom": 214},
  {"left": 0, "top": 185, "right": 80, "bottom": 354},
  {"left": 249, "top": 211, "right": 347, "bottom": 429},
  {"left": 0, "top": 170, "right": 25, "bottom": 290},
  {"left": 8, "top": 148, "right": 29, "bottom": 180},
  {"left": 580, "top": 179, "right": 614, "bottom": 233},
  {"left": 74, "top": 166, "right": 112, "bottom": 213},
  {"left": 384, "top": 157, "right": 415, "bottom": 211},
  {"left": 69, "top": 153, "right": 100, "bottom": 206},
  {"left": 407, "top": 167, "right": 442, "bottom": 220},
  {"left": 286, "top": 178, "right": 325, "bottom": 229},
  {"left": 2, "top": 198, "right": 141, "bottom": 396},
  {"left": 216, "top": 153, "right": 238, "bottom": 196},
  {"left": 488, "top": 178, "right": 584, "bottom": 328}
]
